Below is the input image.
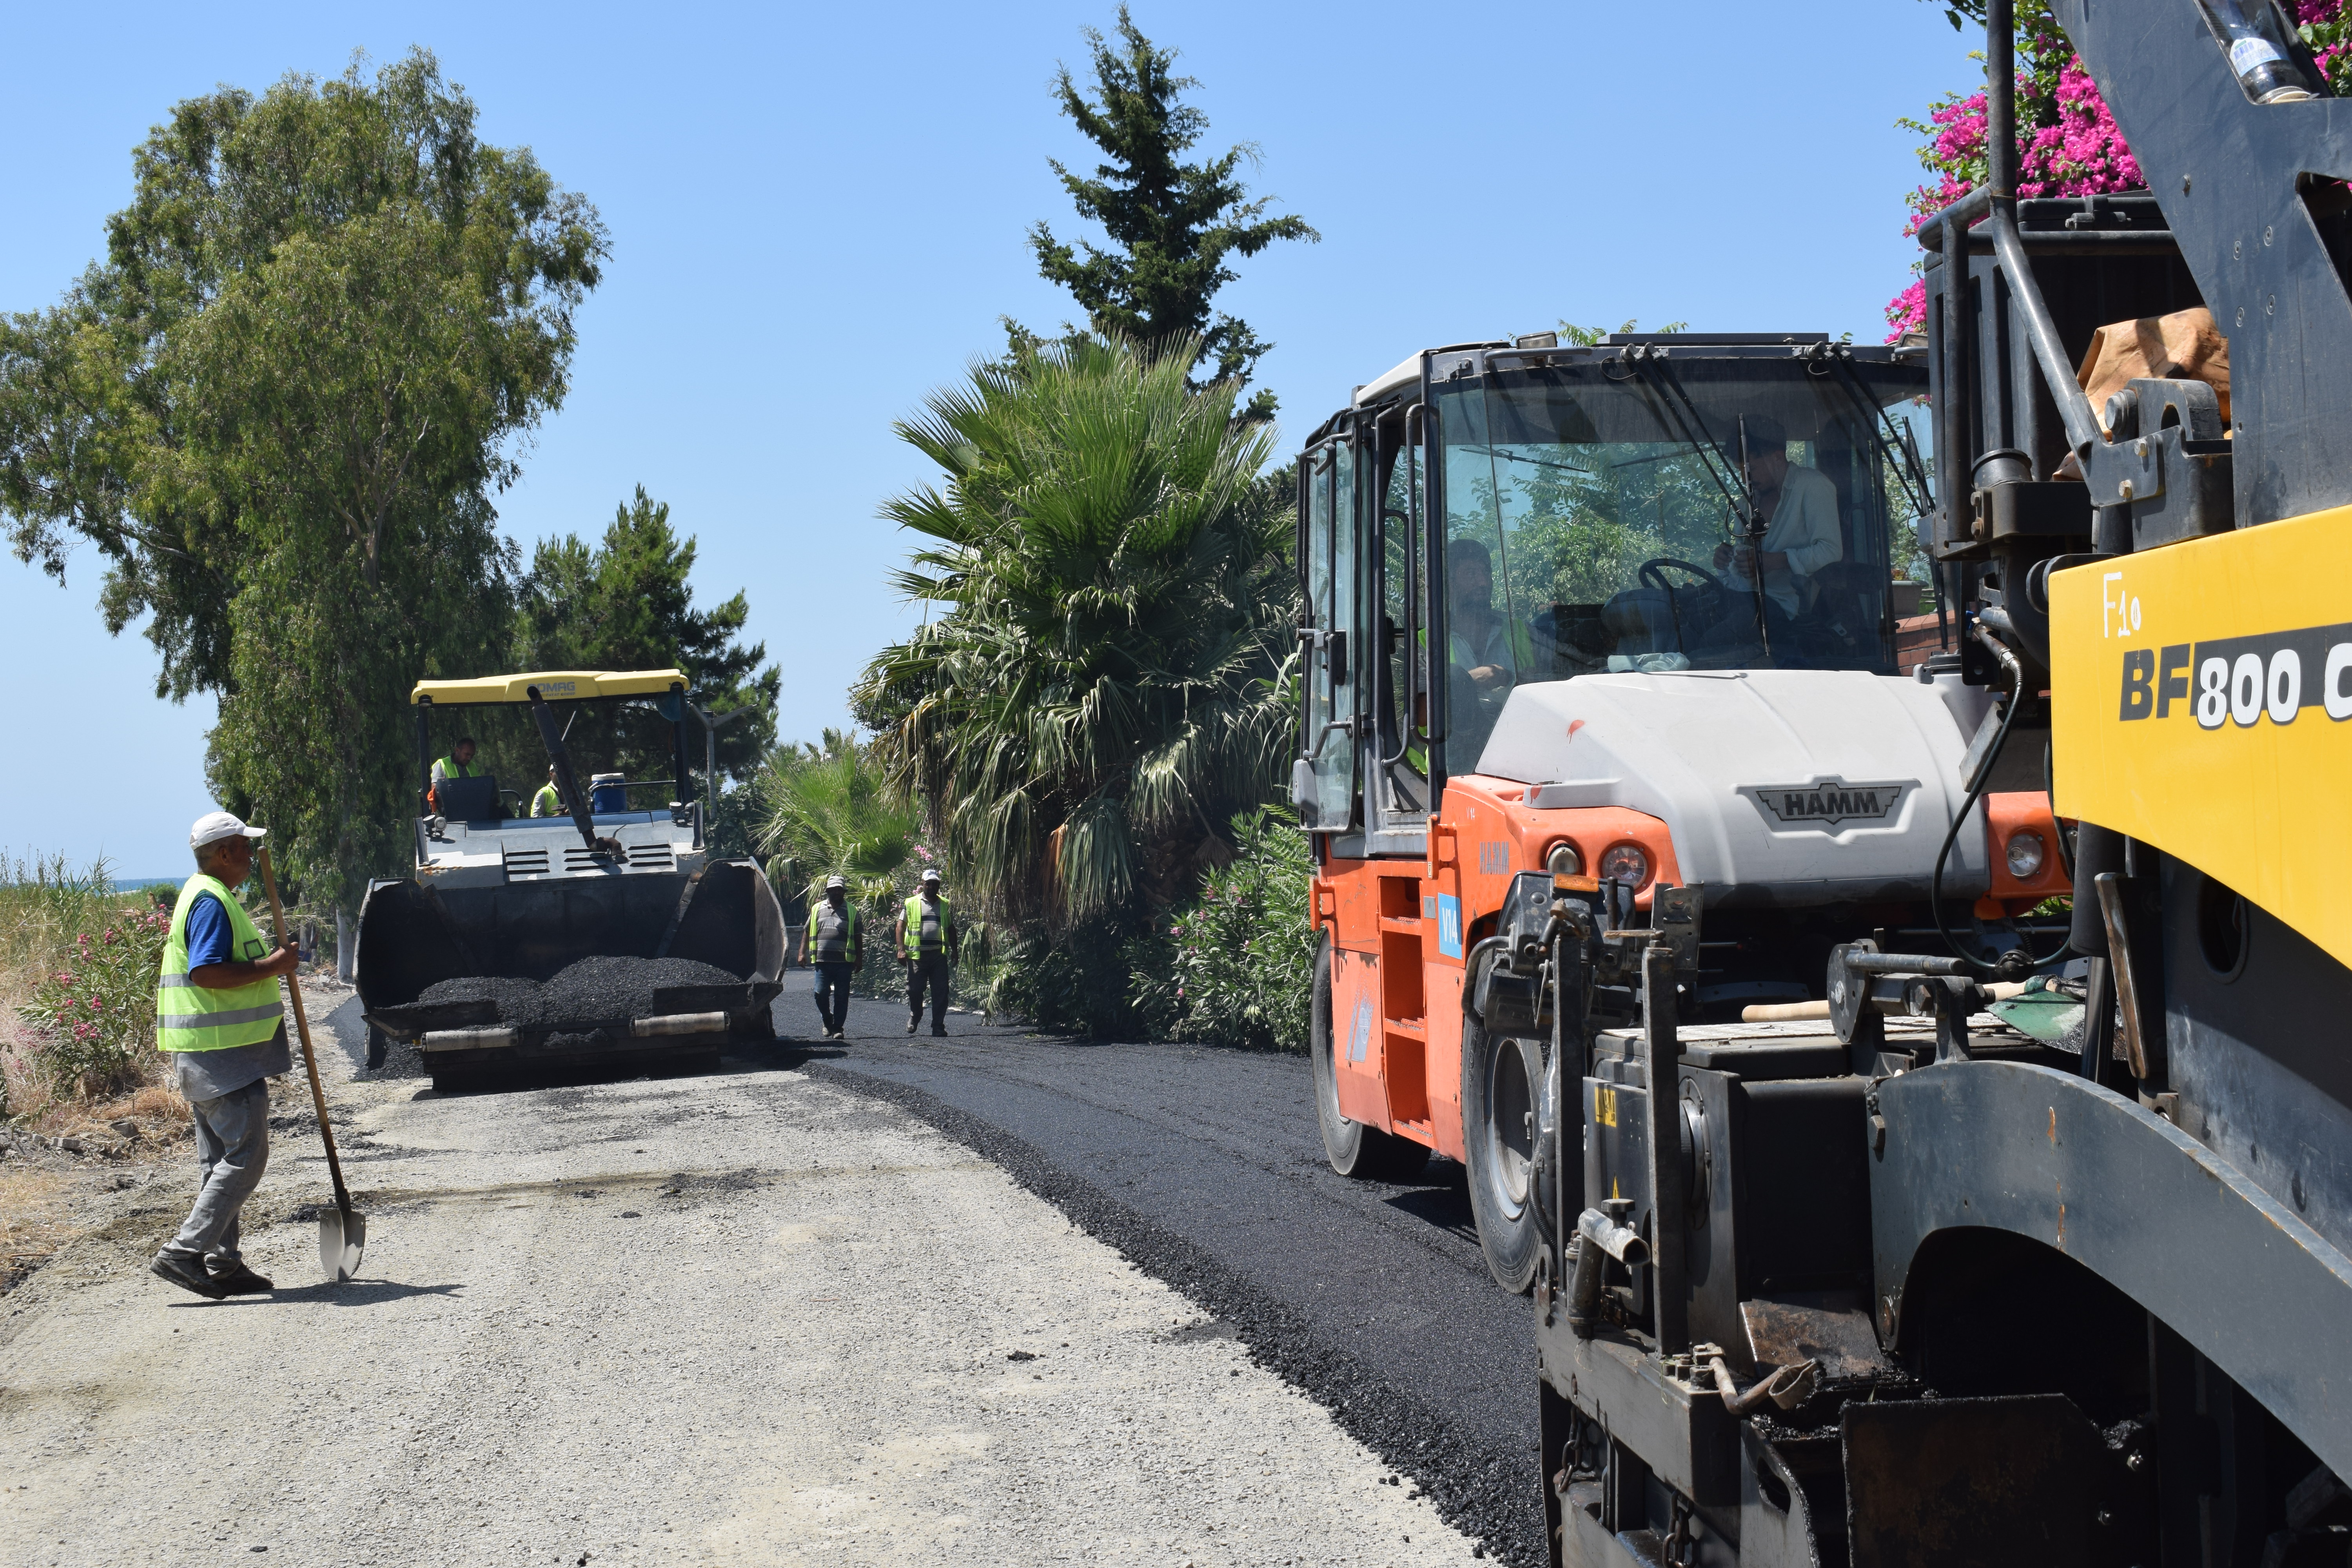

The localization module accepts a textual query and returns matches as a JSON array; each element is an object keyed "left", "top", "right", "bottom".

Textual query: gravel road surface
[
  {"left": 772, "top": 989, "right": 1544, "bottom": 1565},
  {"left": 0, "top": 987, "right": 1483, "bottom": 1568}
]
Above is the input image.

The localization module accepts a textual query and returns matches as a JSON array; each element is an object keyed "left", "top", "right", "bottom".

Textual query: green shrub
[{"left": 1132, "top": 808, "right": 1316, "bottom": 1053}]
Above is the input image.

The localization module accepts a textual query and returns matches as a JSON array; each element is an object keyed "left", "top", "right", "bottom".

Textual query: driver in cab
[
  {"left": 1444, "top": 537, "right": 1534, "bottom": 761},
  {"left": 1448, "top": 537, "right": 1529, "bottom": 692},
  {"left": 1710, "top": 415, "right": 1842, "bottom": 626}
]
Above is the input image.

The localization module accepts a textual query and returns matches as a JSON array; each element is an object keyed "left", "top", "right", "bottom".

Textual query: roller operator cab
[{"left": 1294, "top": 334, "right": 2066, "bottom": 1292}]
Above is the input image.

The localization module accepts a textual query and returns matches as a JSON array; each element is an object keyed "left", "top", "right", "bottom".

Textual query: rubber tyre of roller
[
  {"left": 1310, "top": 932, "right": 1430, "bottom": 1183},
  {"left": 1461, "top": 1012, "right": 1544, "bottom": 1295}
]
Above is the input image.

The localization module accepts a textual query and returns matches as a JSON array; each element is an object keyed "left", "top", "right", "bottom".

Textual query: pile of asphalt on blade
[
  {"left": 416, "top": 957, "right": 738, "bottom": 1031},
  {"left": 414, "top": 975, "right": 546, "bottom": 1029}
]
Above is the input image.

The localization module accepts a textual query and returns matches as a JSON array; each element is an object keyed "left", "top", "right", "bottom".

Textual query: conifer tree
[{"left": 1025, "top": 7, "right": 1316, "bottom": 419}]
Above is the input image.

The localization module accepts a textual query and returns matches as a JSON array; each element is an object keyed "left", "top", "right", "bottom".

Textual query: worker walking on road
[
  {"left": 799, "top": 875, "right": 861, "bottom": 1040},
  {"left": 897, "top": 867, "right": 960, "bottom": 1038},
  {"left": 529, "top": 765, "right": 563, "bottom": 818},
  {"left": 150, "top": 811, "right": 299, "bottom": 1301}
]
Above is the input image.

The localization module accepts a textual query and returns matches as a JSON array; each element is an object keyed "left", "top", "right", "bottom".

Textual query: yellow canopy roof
[{"left": 410, "top": 669, "right": 689, "bottom": 706}]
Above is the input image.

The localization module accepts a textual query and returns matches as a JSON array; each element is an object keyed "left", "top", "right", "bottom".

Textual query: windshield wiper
[
  {"left": 1827, "top": 357, "right": 1935, "bottom": 524},
  {"left": 1457, "top": 443, "right": 1594, "bottom": 477},
  {"left": 1621, "top": 348, "right": 1775, "bottom": 656}
]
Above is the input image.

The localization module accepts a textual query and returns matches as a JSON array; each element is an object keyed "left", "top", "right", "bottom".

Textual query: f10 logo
[{"left": 2119, "top": 622, "right": 2352, "bottom": 728}]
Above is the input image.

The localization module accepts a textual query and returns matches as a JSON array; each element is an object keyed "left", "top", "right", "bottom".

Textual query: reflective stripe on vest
[
  {"left": 902, "top": 894, "right": 951, "bottom": 955},
  {"left": 155, "top": 874, "right": 283, "bottom": 1053}
]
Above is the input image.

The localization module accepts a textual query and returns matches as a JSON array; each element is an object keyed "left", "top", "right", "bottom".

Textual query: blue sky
[{"left": 1, "top": 0, "right": 1974, "bottom": 877}]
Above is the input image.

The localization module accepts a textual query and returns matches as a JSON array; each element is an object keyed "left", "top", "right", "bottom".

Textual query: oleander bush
[{"left": 1, "top": 856, "right": 177, "bottom": 1112}]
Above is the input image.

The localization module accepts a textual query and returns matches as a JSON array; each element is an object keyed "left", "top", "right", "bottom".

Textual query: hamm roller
[{"left": 355, "top": 668, "right": 784, "bottom": 1092}]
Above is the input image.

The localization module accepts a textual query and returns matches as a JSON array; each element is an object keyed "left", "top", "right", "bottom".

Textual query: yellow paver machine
[{"left": 354, "top": 669, "right": 784, "bottom": 1092}]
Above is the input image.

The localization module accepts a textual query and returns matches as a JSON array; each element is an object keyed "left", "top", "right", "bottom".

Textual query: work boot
[
  {"left": 931, "top": 1025, "right": 948, "bottom": 1038},
  {"left": 906, "top": 1019, "right": 919, "bottom": 1034},
  {"left": 150, "top": 1251, "right": 228, "bottom": 1301},
  {"left": 207, "top": 1261, "right": 275, "bottom": 1296}
]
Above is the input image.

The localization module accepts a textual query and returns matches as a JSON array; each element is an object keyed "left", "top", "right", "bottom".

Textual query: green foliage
[
  {"left": 855, "top": 334, "right": 1296, "bottom": 934},
  {"left": 1557, "top": 318, "right": 1688, "bottom": 348},
  {"left": 506, "top": 483, "right": 780, "bottom": 786},
  {"left": 4, "top": 856, "right": 175, "bottom": 1102},
  {"left": 1025, "top": 6, "right": 1316, "bottom": 417},
  {"left": 0, "top": 51, "right": 606, "bottom": 911},
  {"left": 1129, "top": 808, "right": 1315, "bottom": 1053},
  {"left": 985, "top": 916, "right": 1159, "bottom": 1039},
  {"left": 752, "top": 729, "right": 921, "bottom": 913}
]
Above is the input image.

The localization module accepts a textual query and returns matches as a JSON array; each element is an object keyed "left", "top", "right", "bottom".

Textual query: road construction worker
[
  {"left": 149, "top": 811, "right": 298, "bottom": 1301},
  {"left": 800, "top": 875, "right": 861, "bottom": 1040},
  {"left": 428, "top": 737, "right": 485, "bottom": 813},
  {"left": 896, "top": 867, "right": 960, "bottom": 1037},
  {"left": 529, "top": 765, "right": 563, "bottom": 818}
]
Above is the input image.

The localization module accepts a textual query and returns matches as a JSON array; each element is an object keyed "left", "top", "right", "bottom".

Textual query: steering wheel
[{"left": 1637, "top": 557, "right": 1725, "bottom": 594}]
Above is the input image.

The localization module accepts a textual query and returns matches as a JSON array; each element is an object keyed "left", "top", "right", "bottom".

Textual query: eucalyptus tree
[
  {"left": 0, "top": 51, "right": 605, "bottom": 911},
  {"left": 856, "top": 335, "right": 1295, "bottom": 931}
]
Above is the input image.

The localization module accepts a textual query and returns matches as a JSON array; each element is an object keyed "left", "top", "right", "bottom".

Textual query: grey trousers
[{"left": 163, "top": 1078, "right": 270, "bottom": 1265}]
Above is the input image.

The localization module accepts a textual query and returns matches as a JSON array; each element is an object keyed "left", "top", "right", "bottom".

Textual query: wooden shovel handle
[{"left": 255, "top": 845, "right": 353, "bottom": 1216}]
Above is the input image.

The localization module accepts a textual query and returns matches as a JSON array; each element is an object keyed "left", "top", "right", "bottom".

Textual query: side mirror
[{"left": 1290, "top": 757, "right": 1319, "bottom": 814}]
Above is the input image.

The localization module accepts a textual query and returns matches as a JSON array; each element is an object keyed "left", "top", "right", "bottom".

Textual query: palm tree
[
  {"left": 751, "top": 729, "right": 920, "bottom": 913},
  {"left": 855, "top": 334, "right": 1296, "bottom": 926}
]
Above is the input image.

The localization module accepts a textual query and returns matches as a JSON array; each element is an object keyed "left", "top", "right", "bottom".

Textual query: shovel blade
[{"left": 318, "top": 1207, "right": 368, "bottom": 1283}]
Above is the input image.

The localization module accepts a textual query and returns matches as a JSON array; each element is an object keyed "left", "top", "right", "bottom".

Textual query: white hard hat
[{"left": 190, "top": 811, "right": 266, "bottom": 849}]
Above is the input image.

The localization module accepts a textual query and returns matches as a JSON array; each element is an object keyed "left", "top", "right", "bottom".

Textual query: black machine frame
[{"left": 1524, "top": 5, "right": 2352, "bottom": 1566}]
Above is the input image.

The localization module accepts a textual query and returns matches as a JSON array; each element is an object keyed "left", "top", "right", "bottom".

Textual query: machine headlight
[
  {"left": 1544, "top": 840, "right": 1582, "bottom": 877},
  {"left": 1599, "top": 842, "right": 1651, "bottom": 887},
  {"left": 2006, "top": 831, "right": 2047, "bottom": 879}
]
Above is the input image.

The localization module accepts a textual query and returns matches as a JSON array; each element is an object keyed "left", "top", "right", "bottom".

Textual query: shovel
[{"left": 256, "top": 846, "right": 367, "bottom": 1282}]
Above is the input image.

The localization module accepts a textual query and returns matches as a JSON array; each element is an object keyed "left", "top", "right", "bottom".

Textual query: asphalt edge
[{"left": 803, "top": 1060, "right": 1541, "bottom": 1568}]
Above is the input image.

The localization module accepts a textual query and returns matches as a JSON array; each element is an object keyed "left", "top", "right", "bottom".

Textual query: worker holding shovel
[{"left": 149, "top": 811, "right": 298, "bottom": 1300}]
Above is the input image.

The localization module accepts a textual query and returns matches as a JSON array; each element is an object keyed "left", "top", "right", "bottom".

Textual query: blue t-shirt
[{"left": 184, "top": 893, "right": 236, "bottom": 969}]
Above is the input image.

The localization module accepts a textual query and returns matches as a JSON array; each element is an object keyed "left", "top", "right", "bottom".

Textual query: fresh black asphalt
[{"left": 752, "top": 983, "right": 1546, "bottom": 1566}]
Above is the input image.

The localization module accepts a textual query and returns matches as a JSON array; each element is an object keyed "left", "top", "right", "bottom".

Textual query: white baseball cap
[
  {"left": 920, "top": 867, "right": 942, "bottom": 883},
  {"left": 189, "top": 811, "right": 266, "bottom": 849},
  {"left": 825, "top": 874, "right": 847, "bottom": 890}
]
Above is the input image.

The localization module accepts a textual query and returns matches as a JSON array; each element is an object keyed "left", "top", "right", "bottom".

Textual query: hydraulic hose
[{"left": 1929, "top": 626, "right": 2067, "bottom": 975}]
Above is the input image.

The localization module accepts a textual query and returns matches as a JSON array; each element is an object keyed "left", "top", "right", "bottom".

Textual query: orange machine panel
[
  {"left": 1982, "top": 789, "right": 2068, "bottom": 915},
  {"left": 1328, "top": 944, "right": 1388, "bottom": 1126}
]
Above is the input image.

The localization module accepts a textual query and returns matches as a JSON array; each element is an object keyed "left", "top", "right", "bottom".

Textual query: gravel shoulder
[{"left": 0, "top": 988, "right": 1480, "bottom": 1567}]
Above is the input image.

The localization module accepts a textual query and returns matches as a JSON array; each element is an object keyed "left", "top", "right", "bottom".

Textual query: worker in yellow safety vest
[
  {"left": 799, "top": 875, "right": 862, "bottom": 1040},
  {"left": 530, "top": 765, "right": 563, "bottom": 818},
  {"left": 428, "top": 737, "right": 485, "bottom": 813},
  {"left": 895, "top": 867, "right": 960, "bottom": 1038},
  {"left": 148, "top": 811, "right": 298, "bottom": 1301}
]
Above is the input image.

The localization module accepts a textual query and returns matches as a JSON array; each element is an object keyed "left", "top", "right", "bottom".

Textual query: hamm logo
[{"left": 1749, "top": 779, "right": 1913, "bottom": 828}]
